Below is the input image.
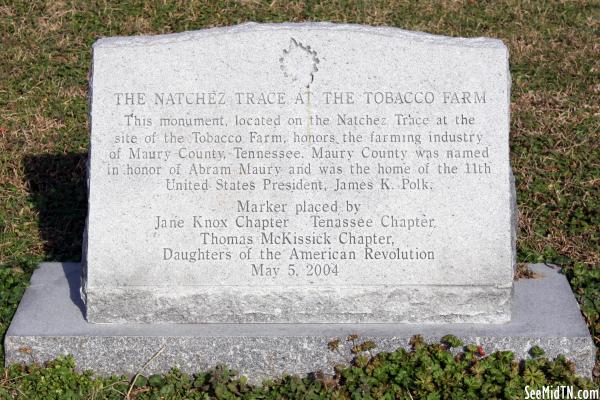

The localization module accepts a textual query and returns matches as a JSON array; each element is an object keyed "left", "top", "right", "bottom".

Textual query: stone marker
[
  {"left": 5, "top": 23, "right": 595, "bottom": 380},
  {"left": 83, "top": 22, "right": 515, "bottom": 323}
]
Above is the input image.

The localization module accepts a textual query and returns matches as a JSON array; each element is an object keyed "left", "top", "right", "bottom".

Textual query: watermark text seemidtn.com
[{"left": 525, "top": 386, "right": 599, "bottom": 399}]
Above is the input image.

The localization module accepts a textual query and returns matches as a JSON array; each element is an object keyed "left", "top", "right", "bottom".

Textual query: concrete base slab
[{"left": 5, "top": 263, "right": 596, "bottom": 381}]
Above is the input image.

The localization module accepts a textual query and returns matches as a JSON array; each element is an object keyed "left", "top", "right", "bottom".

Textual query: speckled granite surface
[{"left": 5, "top": 263, "right": 595, "bottom": 381}]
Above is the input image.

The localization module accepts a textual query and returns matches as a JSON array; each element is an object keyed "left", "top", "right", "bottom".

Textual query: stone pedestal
[{"left": 5, "top": 262, "right": 595, "bottom": 381}]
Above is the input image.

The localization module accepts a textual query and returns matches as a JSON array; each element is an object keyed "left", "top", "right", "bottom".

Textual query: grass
[{"left": 0, "top": 0, "right": 598, "bottom": 390}]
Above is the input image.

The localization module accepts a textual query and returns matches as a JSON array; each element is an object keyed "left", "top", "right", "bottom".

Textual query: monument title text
[{"left": 102, "top": 88, "right": 491, "bottom": 282}]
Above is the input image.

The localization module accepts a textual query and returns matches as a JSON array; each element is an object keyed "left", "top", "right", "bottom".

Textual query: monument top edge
[{"left": 92, "top": 22, "right": 507, "bottom": 51}]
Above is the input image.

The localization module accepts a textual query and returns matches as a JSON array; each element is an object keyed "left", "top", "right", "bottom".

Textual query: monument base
[{"left": 5, "top": 263, "right": 595, "bottom": 381}]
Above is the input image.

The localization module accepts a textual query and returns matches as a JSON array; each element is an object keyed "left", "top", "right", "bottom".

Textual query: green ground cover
[
  {"left": 1, "top": 337, "right": 598, "bottom": 399},
  {"left": 0, "top": 0, "right": 598, "bottom": 396}
]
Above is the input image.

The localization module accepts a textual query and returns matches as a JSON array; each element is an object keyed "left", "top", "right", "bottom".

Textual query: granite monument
[
  {"left": 83, "top": 22, "right": 515, "bottom": 324},
  {"left": 5, "top": 23, "right": 595, "bottom": 380}
]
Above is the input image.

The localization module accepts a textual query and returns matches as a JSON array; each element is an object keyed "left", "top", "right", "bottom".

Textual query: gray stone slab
[
  {"left": 84, "top": 22, "right": 515, "bottom": 323},
  {"left": 5, "top": 262, "right": 595, "bottom": 381}
]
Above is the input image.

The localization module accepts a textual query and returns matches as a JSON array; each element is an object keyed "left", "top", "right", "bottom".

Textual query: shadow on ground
[
  {"left": 23, "top": 153, "right": 87, "bottom": 261},
  {"left": 63, "top": 262, "right": 86, "bottom": 317}
]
